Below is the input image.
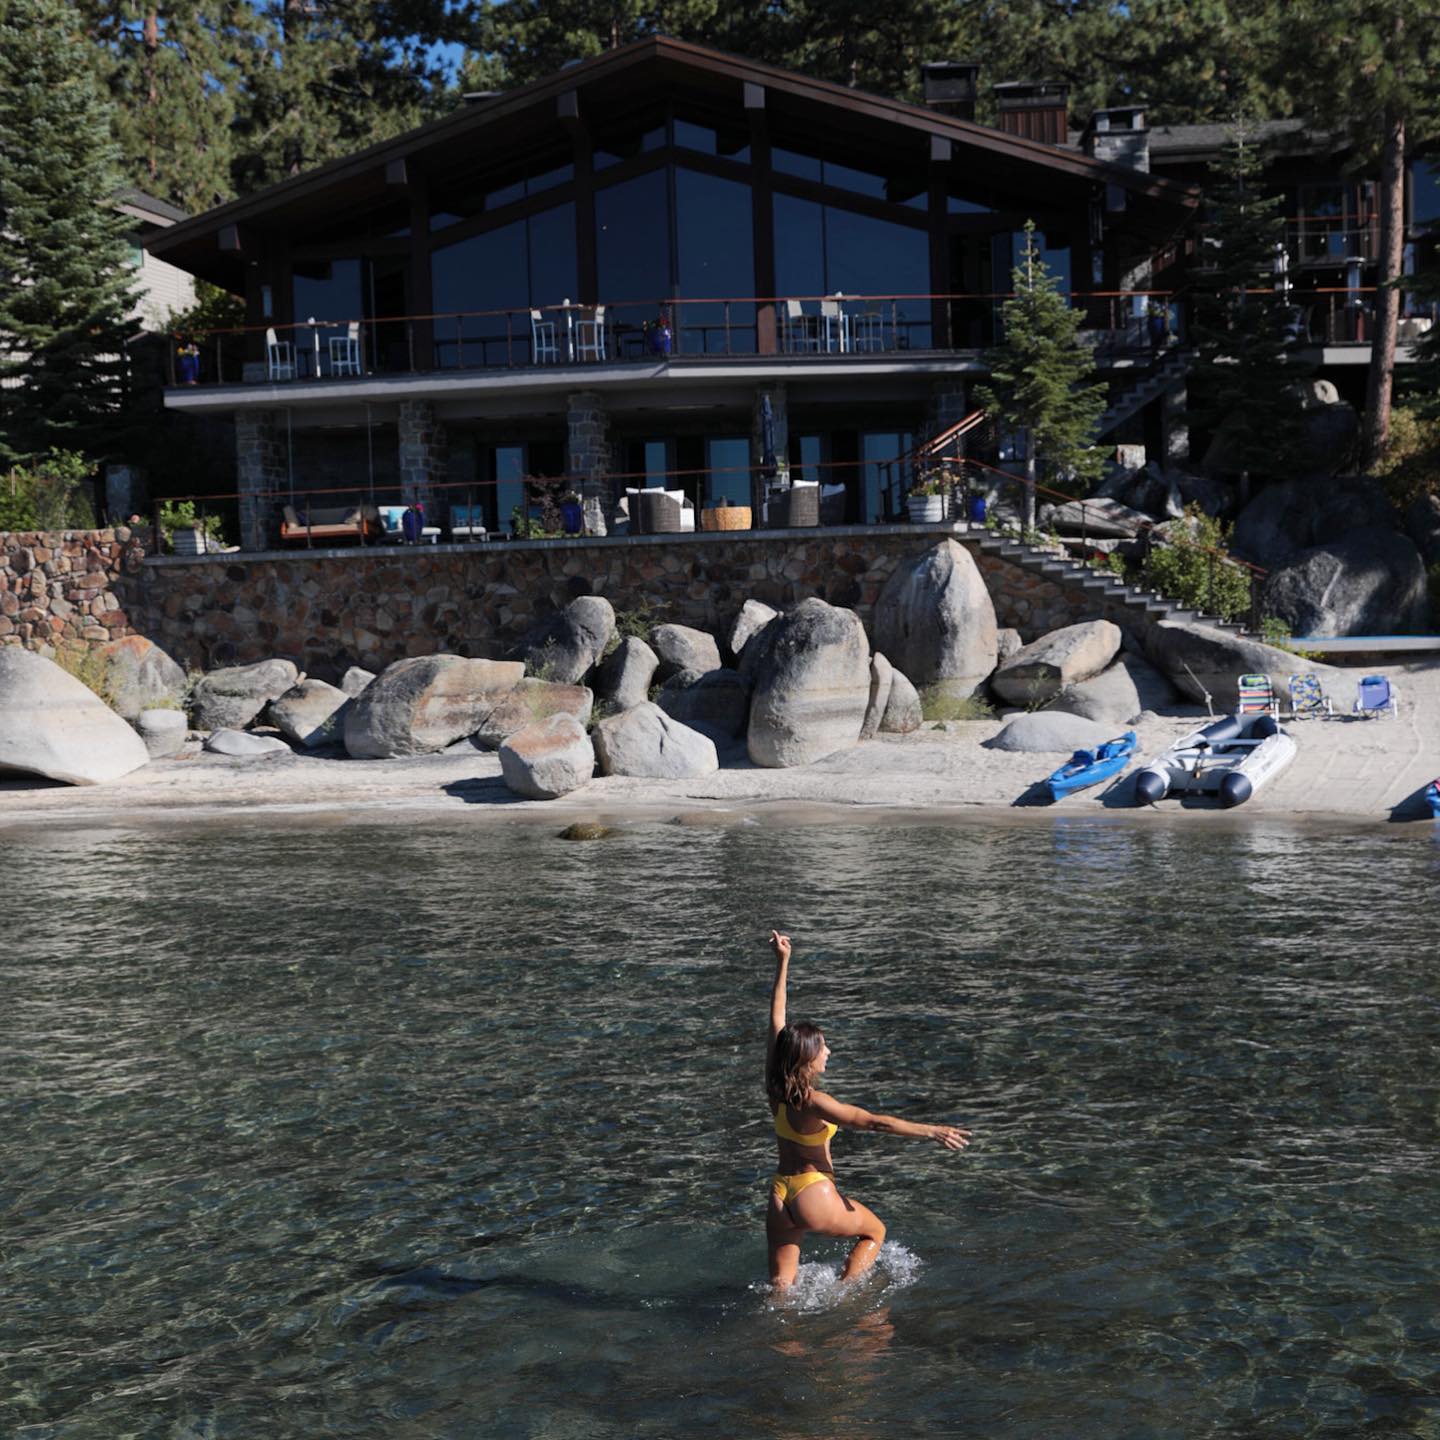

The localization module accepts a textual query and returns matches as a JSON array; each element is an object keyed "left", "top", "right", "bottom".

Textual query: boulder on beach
[
  {"left": 985, "top": 711, "right": 1117, "bottom": 753},
  {"left": 204, "top": 728, "right": 292, "bottom": 757},
  {"left": 1047, "top": 652, "right": 1177, "bottom": 725},
  {"left": 135, "top": 708, "right": 187, "bottom": 759},
  {"left": 1262, "top": 529, "right": 1428, "bottom": 636},
  {"left": 651, "top": 623, "right": 722, "bottom": 679},
  {"left": 860, "top": 653, "right": 893, "bottom": 741},
  {"left": 0, "top": 648, "right": 150, "bottom": 784},
  {"left": 340, "top": 666, "right": 376, "bottom": 697},
  {"left": 343, "top": 655, "right": 524, "bottom": 757},
  {"left": 871, "top": 539, "right": 997, "bottom": 699},
  {"left": 1043, "top": 497, "right": 1151, "bottom": 538},
  {"left": 594, "top": 636, "right": 659, "bottom": 713},
  {"left": 1141, "top": 620, "right": 1339, "bottom": 711},
  {"left": 657, "top": 667, "right": 751, "bottom": 741},
  {"left": 526, "top": 595, "right": 615, "bottom": 684},
  {"left": 593, "top": 701, "right": 719, "bottom": 778},
  {"left": 747, "top": 597, "right": 872, "bottom": 768},
  {"left": 499, "top": 713, "right": 595, "bottom": 799},
  {"left": 98, "top": 635, "right": 187, "bottom": 721},
  {"left": 996, "top": 628, "right": 1024, "bottom": 664},
  {"left": 991, "top": 620, "right": 1123, "bottom": 705},
  {"left": 191, "top": 659, "right": 300, "bottom": 731},
  {"left": 880, "top": 667, "right": 923, "bottom": 734},
  {"left": 268, "top": 678, "right": 350, "bottom": 748},
  {"left": 728, "top": 600, "right": 779, "bottom": 660},
  {"left": 475, "top": 679, "right": 593, "bottom": 750}
]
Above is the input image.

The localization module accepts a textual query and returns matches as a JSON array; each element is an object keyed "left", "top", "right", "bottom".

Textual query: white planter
[
  {"left": 170, "top": 528, "right": 206, "bottom": 556},
  {"left": 907, "top": 494, "right": 944, "bottom": 524}
]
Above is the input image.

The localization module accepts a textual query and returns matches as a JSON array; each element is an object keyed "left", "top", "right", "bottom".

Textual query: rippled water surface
[{"left": 4, "top": 816, "right": 1440, "bottom": 1438}]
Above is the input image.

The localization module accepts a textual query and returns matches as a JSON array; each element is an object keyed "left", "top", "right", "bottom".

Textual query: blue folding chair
[{"left": 1353, "top": 674, "right": 1398, "bottom": 719}]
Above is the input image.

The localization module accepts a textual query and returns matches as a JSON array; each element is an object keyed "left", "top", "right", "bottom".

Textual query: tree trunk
[
  {"left": 143, "top": 9, "right": 159, "bottom": 182},
  {"left": 1361, "top": 109, "right": 1405, "bottom": 472},
  {"left": 1024, "top": 449, "right": 1037, "bottom": 531}
]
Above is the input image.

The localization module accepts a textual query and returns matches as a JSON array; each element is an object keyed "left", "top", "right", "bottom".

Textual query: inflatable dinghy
[{"left": 1134, "top": 712, "right": 1296, "bottom": 808}]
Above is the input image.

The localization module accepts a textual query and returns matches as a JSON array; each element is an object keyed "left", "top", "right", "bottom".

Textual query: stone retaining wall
[
  {"left": 108, "top": 527, "right": 1158, "bottom": 682},
  {"left": 0, "top": 528, "right": 146, "bottom": 651}
]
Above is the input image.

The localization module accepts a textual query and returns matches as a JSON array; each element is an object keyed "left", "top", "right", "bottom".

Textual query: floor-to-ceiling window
[
  {"left": 706, "top": 435, "right": 750, "bottom": 505},
  {"left": 675, "top": 169, "right": 755, "bottom": 352},
  {"left": 596, "top": 169, "right": 671, "bottom": 351},
  {"left": 292, "top": 258, "right": 363, "bottom": 376}
]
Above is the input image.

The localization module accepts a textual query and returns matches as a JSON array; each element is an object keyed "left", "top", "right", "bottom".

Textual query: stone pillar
[
  {"left": 235, "top": 409, "right": 287, "bottom": 551},
  {"left": 398, "top": 399, "right": 448, "bottom": 509},
  {"left": 1162, "top": 378, "right": 1189, "bottom": 466},
  {"left": 566, "top": 390, "right": 611, "bottom": 496}
]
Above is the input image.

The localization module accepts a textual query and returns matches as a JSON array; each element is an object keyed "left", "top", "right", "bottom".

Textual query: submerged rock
[{"left": 558, "top": 821, "right": 615, "bottom": 841}]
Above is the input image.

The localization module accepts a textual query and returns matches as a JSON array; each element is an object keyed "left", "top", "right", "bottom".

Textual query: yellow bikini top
[{"left": 774, "top": 1106, "right": 838, "bottom": 1146}]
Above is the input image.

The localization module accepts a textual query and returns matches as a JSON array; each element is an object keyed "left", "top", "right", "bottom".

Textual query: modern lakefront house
[{"left": 147, "top": 37, "right": 1207, "bottom": 550}]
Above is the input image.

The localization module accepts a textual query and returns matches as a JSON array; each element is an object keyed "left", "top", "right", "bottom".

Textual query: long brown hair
[{"left": 767, "top": 1022, "right": 825, "bottom": 1112}]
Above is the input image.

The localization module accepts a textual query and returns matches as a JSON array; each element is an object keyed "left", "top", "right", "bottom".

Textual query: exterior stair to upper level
[{"left": 1093, "top": 349, "right": 1190, "bottom": 441}]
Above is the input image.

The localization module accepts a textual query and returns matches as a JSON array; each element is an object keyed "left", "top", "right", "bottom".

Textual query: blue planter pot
[
  {"left": 176, "top": 353, "right": 200, "bottom": 385},
  {"left": 561, "top": 500, "right": 585, "bottom": 535}
]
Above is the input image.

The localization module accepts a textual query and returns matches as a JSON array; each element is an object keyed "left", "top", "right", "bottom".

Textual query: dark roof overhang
[{"left": 148, "top": 35, "right": 1200, "bottom": 289}]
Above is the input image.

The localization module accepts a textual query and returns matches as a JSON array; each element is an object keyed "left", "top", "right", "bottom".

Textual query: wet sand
[{"left": 4, "top": 662, "right": 1436, "bottom": 833}]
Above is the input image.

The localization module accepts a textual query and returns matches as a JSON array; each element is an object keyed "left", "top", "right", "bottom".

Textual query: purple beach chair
[{"left": 1353, "top": 674, "right": 1398, "bottom": 719}]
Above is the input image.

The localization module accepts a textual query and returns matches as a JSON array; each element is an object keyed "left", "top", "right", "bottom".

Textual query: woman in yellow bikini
[{"left": 765, "top": 930, "right": 971, "bottom": 1290}]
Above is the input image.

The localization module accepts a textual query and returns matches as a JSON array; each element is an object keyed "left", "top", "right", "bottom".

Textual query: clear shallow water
[{"left": 3, "top": 817, "right": 1440, "bottom": 1438}]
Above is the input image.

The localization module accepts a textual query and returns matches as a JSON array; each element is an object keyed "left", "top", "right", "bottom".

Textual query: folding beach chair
[
  {"left": 1353, "top": 674, "right": 1399, "bottom": 719},
  {"left": 1287, "top": 672, "right": 1333, "bottom": 720},
  {"left": 1236, "top": 673, "right": 1280, "bottom": 719}
]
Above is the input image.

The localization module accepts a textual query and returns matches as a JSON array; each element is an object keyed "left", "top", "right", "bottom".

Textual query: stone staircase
[
  {"left": 1094, "top": 349, "right": 1190, "bottom": 440},
  {"left": 970, "top": 526, "right": 1250, "bottom": 636}
]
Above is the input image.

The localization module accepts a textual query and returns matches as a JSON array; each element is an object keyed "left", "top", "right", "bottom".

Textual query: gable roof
[{"left": 149, "top": 34, "right": 1199, "bottom": 285}]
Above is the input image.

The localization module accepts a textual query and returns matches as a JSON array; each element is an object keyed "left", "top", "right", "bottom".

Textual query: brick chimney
[
  {"left": 992, "top": 81, "right": 1069, "bottom": 146},
  {"left": 921, "top": 61, "right": 980, "bottom": 122},
  {"left": 1083, "top": 106, "right": 1150, "bottom": 172}
]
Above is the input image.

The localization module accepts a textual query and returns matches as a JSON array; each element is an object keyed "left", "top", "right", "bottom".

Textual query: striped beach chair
[
  {"left": 1236, "top": 673, "right": 1280, "bottom": 719},
  {"left": 1287, "top": 672, "right": 1332, "bottom": 720}
]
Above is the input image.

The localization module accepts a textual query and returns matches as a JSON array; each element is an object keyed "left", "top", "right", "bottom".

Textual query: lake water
[{"left": 4, "top": 815, "right": 1440, "bottom": 1438}]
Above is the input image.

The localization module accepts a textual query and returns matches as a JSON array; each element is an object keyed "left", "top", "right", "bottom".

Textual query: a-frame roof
[{"left": 150, "top": 34, "right": 1199, "bottom": 286}]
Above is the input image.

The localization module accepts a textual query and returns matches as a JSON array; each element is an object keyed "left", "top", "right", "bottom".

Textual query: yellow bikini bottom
[{"left": 772, "top": 1170, "right": 834, "bottom": 1205}]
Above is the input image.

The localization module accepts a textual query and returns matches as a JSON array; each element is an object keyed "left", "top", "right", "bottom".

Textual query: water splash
[{"left": 754, "top": 1242, "right": 924, "bottom": 1312}]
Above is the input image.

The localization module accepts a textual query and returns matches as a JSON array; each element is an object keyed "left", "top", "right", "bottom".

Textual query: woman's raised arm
[{"left": 766, "top": 930, "right": 791, "bottom": 1066}]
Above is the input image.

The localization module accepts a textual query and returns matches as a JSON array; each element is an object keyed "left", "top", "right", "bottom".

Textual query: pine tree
[
  {"left": 1187, "top": 130, "right": 1312, "bottom": 484},
  {"left": 975, "top": 222, "right": 1106, "bottom": 529},
  {"left": 0, "top": 0, "right": 139, "bottom": 466},
  {"left": 78, "top": 1, "right": 255, "bottom": 215}
]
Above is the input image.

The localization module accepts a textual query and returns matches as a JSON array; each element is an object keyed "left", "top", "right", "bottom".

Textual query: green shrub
[
  {"left": 606, "top": 597, "right": 670, "bottom": 655},
  {"left": 0, "top": 451, "right": 97, "bottom": 532},
  {"left": 1141, "top": 506, "right": 1254, "bottom": 622},
  {"left": 920, "top": 687, "right": 995, "bottom": 722},
  {"left": 1374, "top": 406, "right": 1440, "bottom": 508},
  {"left": 157, "top": 499, "right": 226, "bottom": 549},
  {"left": 54, "top": 644, "right": 114, "bottom": 706},
  {"left": 1259, "top": 615, "right": 1293, "bottom": 646}
]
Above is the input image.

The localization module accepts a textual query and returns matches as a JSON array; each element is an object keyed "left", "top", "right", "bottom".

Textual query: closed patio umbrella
[{"left": 761, "top": 393, "right": 777, "bottom": 479}]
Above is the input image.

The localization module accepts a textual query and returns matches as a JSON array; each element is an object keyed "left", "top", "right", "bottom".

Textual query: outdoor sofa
[{"left": 280, "top": 503, "right": 382, "bottom": 545}]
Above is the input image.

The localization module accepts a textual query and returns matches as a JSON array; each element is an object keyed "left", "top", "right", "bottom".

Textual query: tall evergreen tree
[
  {"left": 976, "top": 221, "right": 1106, "bottom": 528},
  {"left": 78, "top": 2, "right": 255, "bottom": 215},
  {"left": 1187, "top": 130, "right": 1311, "bottom": 485},
  {"left": 1279, "top": 0, "right": 1440, "bottom": 469},
  {"left": 0, "top": 0, "right": 139, "bottom": 465}
]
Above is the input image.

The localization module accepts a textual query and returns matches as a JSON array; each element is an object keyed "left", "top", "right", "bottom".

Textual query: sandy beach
[{"left": 4, "top": 660, "right": 1437, "bottom": 832}]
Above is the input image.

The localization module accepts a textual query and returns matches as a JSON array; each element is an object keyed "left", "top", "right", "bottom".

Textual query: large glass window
[
  {"left": 706, "top": 436, "right": 750, "bottom": 506},
  {"left": 291, "top": 258, "right": 363, "bottom": 377},
  {"left": 862, "top": 431, "right": 912, "bottom": 522},
  {"left": 675, "top": 168, "right": 755, "bottom": 353},
  {"left": 596, "top": 169, "right": 672, "bottom": 345},
  {"left": 430, "top": 204, "right": 577, "bottom": 366}
]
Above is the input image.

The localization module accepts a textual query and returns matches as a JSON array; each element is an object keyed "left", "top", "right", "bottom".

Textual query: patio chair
[
  {"left": 1287, "top": 672, "right": 1333, "bottom": 720},
  {"left": 820, "top": 296, "right": 848, "bottom": 353},
  {"left": 449, "top": 503, "right": 488, "bottom": 542},
  {"left": 265, "top": 327, "right": 295, "bottom": 381},
  {"left": 1236, "top": 673, "right": 1280, "bottom": 719},
  {"left": 328, "top": 321, "right": 362, "bottom": 376},
  {"left": 574, "top": 304, "right": 607, "bottom": 362},
  {"left": 530, "top": 309, "right": 559, "bottom": 364},
  {"left": 1353, "top": 673, "right": 1399, "bottom": 719},
  {"left": 850, "top": 308, "right": 885, "bottom": 352},
  {"left": 784, "top": 299, "right": 820, "bottom": 353}
]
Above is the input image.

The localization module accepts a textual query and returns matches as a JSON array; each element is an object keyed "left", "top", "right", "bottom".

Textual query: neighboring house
[
  {"left": 145, "top": 37, "right": 1201, "bottom": 551},
  {"left": 115, "top": 186, "right": 197, "bottom": 333}
]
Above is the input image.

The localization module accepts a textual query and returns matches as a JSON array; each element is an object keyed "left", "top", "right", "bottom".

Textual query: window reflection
[
  {"left": 676, "top": 167, "right": 755, "bottom": 352},
  {"left": 596, "top": 169, "right": 671, "bottom": 346},
  {"left": 595, "top": 125, "right": 668, "bottom": 170},
  {"left": 292, "top": 257, "right": 363, "bottom": 376},
  {"left": 706, "top": 436, "right": 750, "bottom": 505},
  {"left": 674, "top": 119, "right": 750, "bottom": 163}
]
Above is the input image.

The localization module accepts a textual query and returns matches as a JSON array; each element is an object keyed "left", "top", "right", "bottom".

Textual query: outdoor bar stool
[
  {"left": 265, "top": 327, "right": 295, "bottom": 381},
  {"left": 784, "top": 299, "right": 820, "bottom": 353},
  {"left": 329, "top": 321, "right": 362, "bottom": 376},
  {"left": 850, "top": 309, "right": 885, "bottom": 351},
  {"left": 530, "top": 309, "right": 559, "bottom": 364},
  {"left": 820, "top": 296, "right": 849, "bottom": 353},
  {"left": 574, "top": 304, "right": 607, "bottom": 361}
]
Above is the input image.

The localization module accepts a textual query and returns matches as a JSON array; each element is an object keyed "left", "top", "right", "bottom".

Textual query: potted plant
[
  {"left": 907, "top": 472, "right": 945, "bottom": 524},
  {"left": 560, "top": 490, "right": 585, "bottom": 534},
  {"left": 175, "top": 339, "right": 201, "bottom": 385}
]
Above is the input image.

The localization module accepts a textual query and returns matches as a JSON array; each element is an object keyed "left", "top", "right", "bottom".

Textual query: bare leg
[
  {"left": 766, "top": 1195, "right": 803, "bottom": 1290},
  {"left": 787, "top": 1183, "right": 887, "bottom": 1285}
]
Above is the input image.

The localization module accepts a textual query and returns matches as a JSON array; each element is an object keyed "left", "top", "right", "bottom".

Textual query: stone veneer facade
[
  {"left": 90, "top": 527, "right": 1162, "bottom": 682},
  {"left": 0, "top": 528, "right": 146, "bottom": 651}
]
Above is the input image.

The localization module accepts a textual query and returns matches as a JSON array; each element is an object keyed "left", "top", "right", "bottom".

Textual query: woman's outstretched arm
[
  {"left": 807, "top": 1089, "right": 971, "bottom": 1151},
  {"left": 766, "top": 930, "right": 791, "bottom": 1072}
]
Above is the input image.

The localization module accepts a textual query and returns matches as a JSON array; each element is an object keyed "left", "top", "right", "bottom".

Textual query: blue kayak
[
  {"left": 1046, "top": 730, "right": 1138, "bottom": 802},
  {"left": 1427, "top": 780, "right": 1440, "bottom": 819}
]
